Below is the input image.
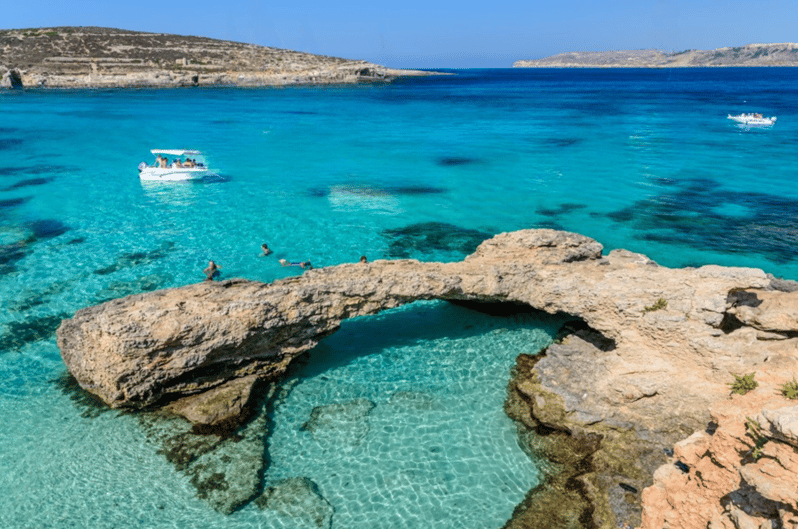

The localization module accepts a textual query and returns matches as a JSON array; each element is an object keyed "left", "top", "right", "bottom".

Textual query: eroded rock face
[
  {"left": 0, "top": 26, "right": 428, "bottom": 88},
  {"left": 57, "top": 228, "right": 798, "bottom": 524},
  {"left": 641, "top": 387, "right": 798, "bottom": 529}
]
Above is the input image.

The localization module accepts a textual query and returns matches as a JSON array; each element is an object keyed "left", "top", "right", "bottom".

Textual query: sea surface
[{"left": 2, "top": 68, "right": 798, "bottom": 528}]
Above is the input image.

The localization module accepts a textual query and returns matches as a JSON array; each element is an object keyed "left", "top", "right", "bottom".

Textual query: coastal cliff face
[
  {"left": 0, "top": 26, "right": 426, "bottom": 88},
  {"left": 513, "top": 43, "right": 798, "bottom": 68},
  {"left": 57, "top": 229, "right": 798, "bottom": 525}
]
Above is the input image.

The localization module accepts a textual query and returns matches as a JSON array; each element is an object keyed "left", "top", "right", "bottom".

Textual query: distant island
[
  {"left": 0, "top": 26, "right": 428, "bottom": 88},
  {"left": 513, "top": 43, "right": 798, "bottom": 68}
]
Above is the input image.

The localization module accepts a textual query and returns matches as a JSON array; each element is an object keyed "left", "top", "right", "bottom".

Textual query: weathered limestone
[
  {"left": 513, "top": 43, "right": 798, "bottom": 68},
  {"left": 56, "top": 229, "right": 798, "bottom": 524},
  {"left": 0, "top": 26, "right": 429, "bottom": 88}
]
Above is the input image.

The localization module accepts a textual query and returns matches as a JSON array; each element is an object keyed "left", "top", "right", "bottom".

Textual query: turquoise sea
[{"left": 2, "top": 68, "right": 798, "bottom": 528}]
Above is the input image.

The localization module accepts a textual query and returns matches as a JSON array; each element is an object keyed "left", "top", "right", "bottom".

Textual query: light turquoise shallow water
[{"left": 2, "top": 68, "right": 798, "bottom": 527}]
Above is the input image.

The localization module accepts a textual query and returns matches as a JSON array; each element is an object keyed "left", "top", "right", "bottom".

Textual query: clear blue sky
[{"left": 4, "top": 0, "right": 797, "bottom": 68}]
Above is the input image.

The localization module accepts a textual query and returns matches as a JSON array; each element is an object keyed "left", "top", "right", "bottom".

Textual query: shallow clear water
[{"left": 2, "top": 68, "right": 798, "bottom": 527}]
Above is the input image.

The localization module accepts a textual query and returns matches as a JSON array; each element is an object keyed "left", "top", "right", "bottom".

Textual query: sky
[{"left": 3, "top": 0, "right": 797, "bottom": 68}]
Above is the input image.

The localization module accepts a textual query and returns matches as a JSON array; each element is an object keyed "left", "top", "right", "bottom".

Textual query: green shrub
[
  {"left": 643, "top": 298, "right": 667, "bottom": 313},
  {"left": 745, "top": 417, "right": 768, "bottom": 460},
  {"left": 780, "top": 378, "right": 798, "bottom": 400},
  {"left": 728, "top": 372, "right": 758, "bottom": 395}
]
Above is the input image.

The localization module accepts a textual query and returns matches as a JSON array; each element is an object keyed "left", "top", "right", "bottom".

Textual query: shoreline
[{"left": 56, "top": 229, "right": 798, "bottom": 526}]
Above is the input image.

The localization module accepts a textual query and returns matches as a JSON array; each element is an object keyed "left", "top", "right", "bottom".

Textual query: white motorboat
[
  {"left": 727, "top": 113, "right": 777, "bottom": 127},
  {"left": 138, "top": 149, "right": 215, "bottom": 181}
]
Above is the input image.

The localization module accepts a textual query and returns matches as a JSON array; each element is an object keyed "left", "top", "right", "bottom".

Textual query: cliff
[
  {"left": 56, "top": 229, "right": 798, "bottom": 526},
  {"left": 513, "top": 43, "right": 798, "bottom": 68},
  {"left": 0, "top": 26, "right": 428, "bottom": 88}
]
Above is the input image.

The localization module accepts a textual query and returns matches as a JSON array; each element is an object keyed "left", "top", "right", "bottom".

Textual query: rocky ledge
[
  {"left": 513, "top": 43, "right": 798, "bottom": 68},
  {"left": 0, "top": 26, "right": 428, "bottom": 88},
  {"left": 57, "top": 229, "right": 798, "bottom": 526}
]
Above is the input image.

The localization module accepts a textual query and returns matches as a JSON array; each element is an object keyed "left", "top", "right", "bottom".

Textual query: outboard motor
[{"left": 138, "top": 161, "right": 147, "bottom": 172}]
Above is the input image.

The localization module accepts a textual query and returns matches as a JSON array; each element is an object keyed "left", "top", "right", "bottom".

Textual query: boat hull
[{"left": 139, "top": 167, "right": 213, "bottom": 181}]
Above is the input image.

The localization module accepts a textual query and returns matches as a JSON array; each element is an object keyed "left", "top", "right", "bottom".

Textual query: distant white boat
[
  {"left": 138, "top": 149, "right": 215, "bottom": 181},
  {"left": 727, "top": 113, "right": 777, "bottom": 127}
]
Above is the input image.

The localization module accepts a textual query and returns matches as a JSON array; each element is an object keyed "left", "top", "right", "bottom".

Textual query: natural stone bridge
[{"left": 56, "top": 229, "right": 798, "bottom": 527}]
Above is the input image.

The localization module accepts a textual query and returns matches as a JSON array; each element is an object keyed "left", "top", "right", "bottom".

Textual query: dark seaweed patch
[
  {"left": 436, "top": 156, "right": 479, "bottom": 167},
  {"left": 26, "top": 219, "right": 70, "bottom": 241},
  {"left": 67, "top": 237, "right": 85, "bottom": 245},
  {"left": 0, "top": 312, "right": 69, "bottom": 353},
  {"left": 94, "top": 241, "right": 176, "bottom": 275},
  {"left": 0, "top": 165, "right": 73, "bottom": 177},
  {"left": 541, "top": 137, "right": 583, "bottom": 148},
  {"left": 535, "top": 220, "right": 567, "bottom": 231},
  {"left": 382, "top": 221, "right": 493, "bottom": 258},
  {"left": 0, "top": 243, "right": 28, "bottom": 275},
  {"left": 309, "top": 184, "right": 446, "bottom": 198},
  {"left": 0, "top": 138, "right": 24, "bottom": 150},
  {"left": 604, "top": 177, "right": 798, "bottom": 263},
  {"left": 94, "top": 273, "right": 173, "bottom": 303},
  {"left": 0, "top": 197, "right": 31, "bottom": 209},
  {"left": 537, "top": 203, "right": 587, "bottom": 217},
  {"left": 4, "top": 177, "right": 54, "bottom": 191}
]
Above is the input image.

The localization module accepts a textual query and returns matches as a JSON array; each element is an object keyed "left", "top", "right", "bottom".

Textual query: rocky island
[
  {"left": 0, "top": 26, "right": 427, "bottom": 88},
  {"left": 513, "top": 43, "right": 798, "bottom": 68},
  {"left": 57, "top": 229, "right": 798, "bottom": 528}
]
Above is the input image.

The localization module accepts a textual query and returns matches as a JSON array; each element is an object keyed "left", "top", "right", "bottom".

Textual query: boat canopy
[{"left": 150, "top": 149, "right": 203, "bottom": 156}]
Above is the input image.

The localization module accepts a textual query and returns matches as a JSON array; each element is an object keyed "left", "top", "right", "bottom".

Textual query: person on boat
[
  {"left": 261, "top": 243, "right": 273, "bottom": 256},
  {"left": 159, "top": 157, "right": 169, "bottom": 168},
  {"left": 185, "top": 158, "right": 195, "bottom": 168},
  {"left": 155, "top": 154, "right": 163, "bottom": 167},
  {"left": 279, "top": 259, "right": 312, "bottom": 269},
  {"left": 203, "top": 260, "right": 222, "bottom": 281},
  {"left": 174, "top": 158, "right": 183, "bottom": 168}
]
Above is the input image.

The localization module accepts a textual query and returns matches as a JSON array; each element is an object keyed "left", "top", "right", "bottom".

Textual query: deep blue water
[{"left": 2, "top": 68, "right": 798, "bottom": 528}]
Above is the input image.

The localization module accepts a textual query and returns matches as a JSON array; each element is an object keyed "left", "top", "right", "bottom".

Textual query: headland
[
  {"left": 513, "top": 43, "right": 798, "bottom": 68},
  {"left": 56, "top": 229, "right": 798, "bottom": 527},
  {"left": 0, "top": 26, "right": 429, "bottom": 88}
]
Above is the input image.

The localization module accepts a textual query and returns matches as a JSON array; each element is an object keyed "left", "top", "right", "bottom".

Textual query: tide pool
[{"left": 2, "top": 68, "right": 798, "bottom": 527}]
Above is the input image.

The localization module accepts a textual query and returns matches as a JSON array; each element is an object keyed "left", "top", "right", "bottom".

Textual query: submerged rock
[
  {"left": 301, "top": 398, "right": 376, "bottom": 450},
  {"left": 255, "top": 477, "right": 334, "bottom": 529}
]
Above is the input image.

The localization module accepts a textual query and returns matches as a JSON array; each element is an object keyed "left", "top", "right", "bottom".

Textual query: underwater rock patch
[
  {"left": 540, "top": 137, "right": 583, "bottom": 148},
  {"left": 3, "top": 177, "right": 55, "bottom": 191},
  {"left": 139, "top": 392, "right": 273, "bottom": 514},
  {"left": 308, "top": 183, "right": 446, "bottom": 198},
  {"left": 25, "top": 219, "right": 70, "bottom": 241},
  {"left": 0, "top": 312, "right": 70, "bottom": 353},
  {"left": 0, "top": 138, "right": 24, "bottom": 150},
  {"left": 388, "top": 390, "right": 437, "bottom": 411},
  {"left": 537, "top": 203, "right": 587, "bottom": 217},
  {"left": 255, "top": 477, "right": 334, "bottom": 529},
  {"left": 436, "top": 156, "right": 479, "bottom": 166},
  {"left": 382, "top": 221, "right": 493, "bottom": 258},
  {"left": 94, "top": 273, "right": 173, "bottom": 303},
  {"left": 0, "top": 197, "right": 31, "bottom": 210},
  {"left": 0, "top": 242, "right": 28, "bottom": 275},
  {"left": 0, "top": 164, "right": 73, "bottom": 177},
  {"left": 301, "top": 398, "right": 375, "bottom": 450},
  {"left": 605, "top": 179, "right": 798, "bottom": 263},
  {"left": 94, "top": 241, "right": 176, "bottom": 275}
]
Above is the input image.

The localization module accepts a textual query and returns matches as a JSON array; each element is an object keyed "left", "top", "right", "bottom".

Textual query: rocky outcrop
[
  {"left": 513, "top": 43, "right": 798, "bottom": 68},
  {"left": 0, "top": 26, "right": 428, "bottom": 88},
  {"left": 641, "top": 388, "right": 798, "bottom": 528},
  {"left": 57, "top": 229, "right": 798, "bottom": 524}
]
